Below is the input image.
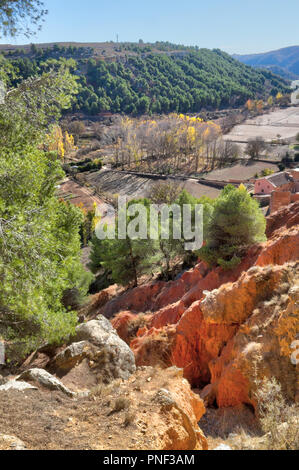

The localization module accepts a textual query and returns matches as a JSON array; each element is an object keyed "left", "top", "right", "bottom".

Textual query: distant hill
[
  {"left": 0, "top": 42, "right": 290, "bottom": 115},
  {"left": 233, "top": 46, "right": 299, "bottom": 80}
]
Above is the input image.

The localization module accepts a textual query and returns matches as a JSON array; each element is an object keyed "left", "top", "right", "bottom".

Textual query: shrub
[
  {"left": 261, "top": 168, "right": 274, "bottom": 177},
  {"left": 149, "top": 181, "right": 183, "bottom": 205},
  {"left": 113, "top": 397, "right": 131, "bottom": 413},
  {"left": 278, "top": 163, "right": 286, "bottom": 171},
  {"left": 124, "top": 411, "right": 135, "bottom": 427},
  {"left": 255, "top": 378, "right": 299, "bottom": 450},
  {"left": 199, "top": 185, "right": 266, "bottom": 269}
]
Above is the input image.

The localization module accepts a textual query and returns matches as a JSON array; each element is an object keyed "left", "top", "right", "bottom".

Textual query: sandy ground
[{"left": 0, "top": 369, "right": 164, "bottom": 450}]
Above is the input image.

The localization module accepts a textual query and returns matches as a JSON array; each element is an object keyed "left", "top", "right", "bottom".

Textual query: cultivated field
[
  {"left": 225, "top": 106, "right": 299, "bottom": 143},
  {"left": 81, "top": 170, "right": 222, "bottom": 200},
  {"left": 204, "top": 161, "right": 280, "bottom": 181}
]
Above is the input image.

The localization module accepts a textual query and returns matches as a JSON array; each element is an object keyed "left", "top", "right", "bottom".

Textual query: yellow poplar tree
[
  {"left": 276, "top": 92, "right": 283, "bottom": 102},
  {"left": 64, "top": 131, "right": 75, "bottom": 155},
  {"left": 46, "top": 125, "right": 65, "bottom": 160},
  {"left": 267, "top": 96, "right": 274, "bottom": 107}
]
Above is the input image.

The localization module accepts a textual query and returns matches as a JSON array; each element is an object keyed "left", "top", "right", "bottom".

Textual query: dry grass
[
  {"left": 124, "top": 411, "right": 135, "bottom": 427},
  {"left": 126, "top": 314, "right": 151, "bottom": 343},
  {"left": 91, "top": 379, "right": 123, "bottom": 398},
  {"left": 137, "top": 328, "right": 175, "bottom": 369},
  {"left": 113, "top": 397, "right": 131, "bottom": 413},
  {"left": 255, "top": 378, "right": 299, "bottom": 450}
]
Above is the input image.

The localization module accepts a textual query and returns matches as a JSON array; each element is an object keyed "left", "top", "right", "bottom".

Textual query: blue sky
[{"left": 1, "top": 0, "right": 299, "bottom": 54}]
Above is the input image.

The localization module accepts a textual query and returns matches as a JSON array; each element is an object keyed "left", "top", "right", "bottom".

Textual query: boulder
[
  {"left": 0, "top": 434, "right": 27, "bottom": 450},
  {"left": 75, "top": 316, "right": 116, "bottom": 343},
  {"left": 53, "top": 341, "right": 91, "bottom": 371},
  {"left": 52, "top": 316, "right": 136, "bottom": 385},
  {"left": 17, "top": 369, "right": 75, "bottom": 397},
  {"left": 0, "top": 380, "right": 37, "bottom": 392}
]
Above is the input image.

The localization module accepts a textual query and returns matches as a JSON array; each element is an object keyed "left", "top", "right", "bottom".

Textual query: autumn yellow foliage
[
  {"left": 112, "top": 114, "right": 230, "bottom": 173},
  {"left": 45, "top": 125, "right": 76, "bottom": 161}
]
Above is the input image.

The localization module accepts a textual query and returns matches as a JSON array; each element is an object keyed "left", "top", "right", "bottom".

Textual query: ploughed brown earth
[{"left": 0, "top": 201, "right": 298, "bottom": 451}]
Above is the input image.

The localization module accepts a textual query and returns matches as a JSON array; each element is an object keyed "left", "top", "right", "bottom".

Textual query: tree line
[
  {"left": 0, "top": 45, "right": 290, "bottom": 117},
  {"left": 89, "top": 184, "right": 266, "bottom": 287},
  {"left": 109, "top": 114, "right": 239, "bottom": 174}
]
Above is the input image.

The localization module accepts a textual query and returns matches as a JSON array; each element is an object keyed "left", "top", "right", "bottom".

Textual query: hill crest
[{"left": 234, "top": 45, "right": 299, "bottom": 79}]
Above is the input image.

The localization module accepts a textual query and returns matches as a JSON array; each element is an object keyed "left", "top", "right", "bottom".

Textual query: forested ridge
[
  {"left": 0, "top": 43, "right": 290, "bottom": 116},
  {"left": 234, "top": 46, "right": 299, "bottom": 80}
]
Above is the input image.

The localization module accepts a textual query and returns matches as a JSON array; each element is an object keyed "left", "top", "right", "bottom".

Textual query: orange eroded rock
[
  {"left": 101, "top": 202, "right": 299, "bottom": 408},
  {"left": 111, "top": 311, "right": 137, "bottom": 343},
  {"left": 256, "top": 227, "right": 299, "bottom": 267},
  {"left": 206, "top": 263, "right": 299, "bottom": 408},
  {"left": 151, "top": 367, "right": 208, "bottom": 450}
]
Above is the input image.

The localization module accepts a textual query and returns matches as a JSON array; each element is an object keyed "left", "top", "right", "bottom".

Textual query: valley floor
[{"left": 225, "top": 106, "right": 299, "bottom": 143}]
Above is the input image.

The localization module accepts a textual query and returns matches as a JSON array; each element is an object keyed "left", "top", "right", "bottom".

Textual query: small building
[
  {"left": 254, "top": 172, "right": 293, "bottom": 195},
  {"left": 254, "top": 169, "right": 299, "bottom": 213}
]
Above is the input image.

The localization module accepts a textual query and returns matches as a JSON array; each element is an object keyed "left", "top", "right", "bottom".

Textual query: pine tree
[
  {"left": 199, "top": 185, "right": 266, "bottom": 269},
  {"left": 90, "top": 199, "right": 161, "bottom": 287},
  {"left": 0, "top": 68, "right": 93, "bottom": 359}
]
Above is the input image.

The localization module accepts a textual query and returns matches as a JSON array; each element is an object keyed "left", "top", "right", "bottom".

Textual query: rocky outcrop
[
  {"left": 123, "top": 366, "right": 208, "bottom": 451},
  {"left": 50, "top": 316, "right": 136, "bottom": 389},
  {"left": 266, "top": 200, "right": 299, "bottom": 237},
  {"left": 103, "top": 256, "right": 262, "bottom": 321},
  {"left": 256, "top": 226, "right": 299, "bottom": 267},
  {"left": 103, "top": 202, "right": 299, "bottom": 409},
  {"left": 17, "top": 369, "right": 75, "bottom": 397},
  {"left": 82, "top": 284, "right": 124, "bottom": 320},
  {"left": 133, "top": 262, "right": 298, "bottom": 408},
  {"left": 152, "top": 381, "right": 207, "bottom": 450},
  {"left": 102, "top": 281, "right": 166, "bottom": 319},
  {"left": 0, "top": 380, "right": 38, "bottom": 392},
  {"left": 204, "top": 263, "right": 299, "bottom": 408}
]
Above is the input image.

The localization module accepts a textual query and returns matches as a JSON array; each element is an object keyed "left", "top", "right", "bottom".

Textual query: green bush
[
  {"left": 0, "top": 68, "right": 93, "bottom": 361},
  {"left": 198, "top": 185, "right": 266, "bottom": 269}
]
